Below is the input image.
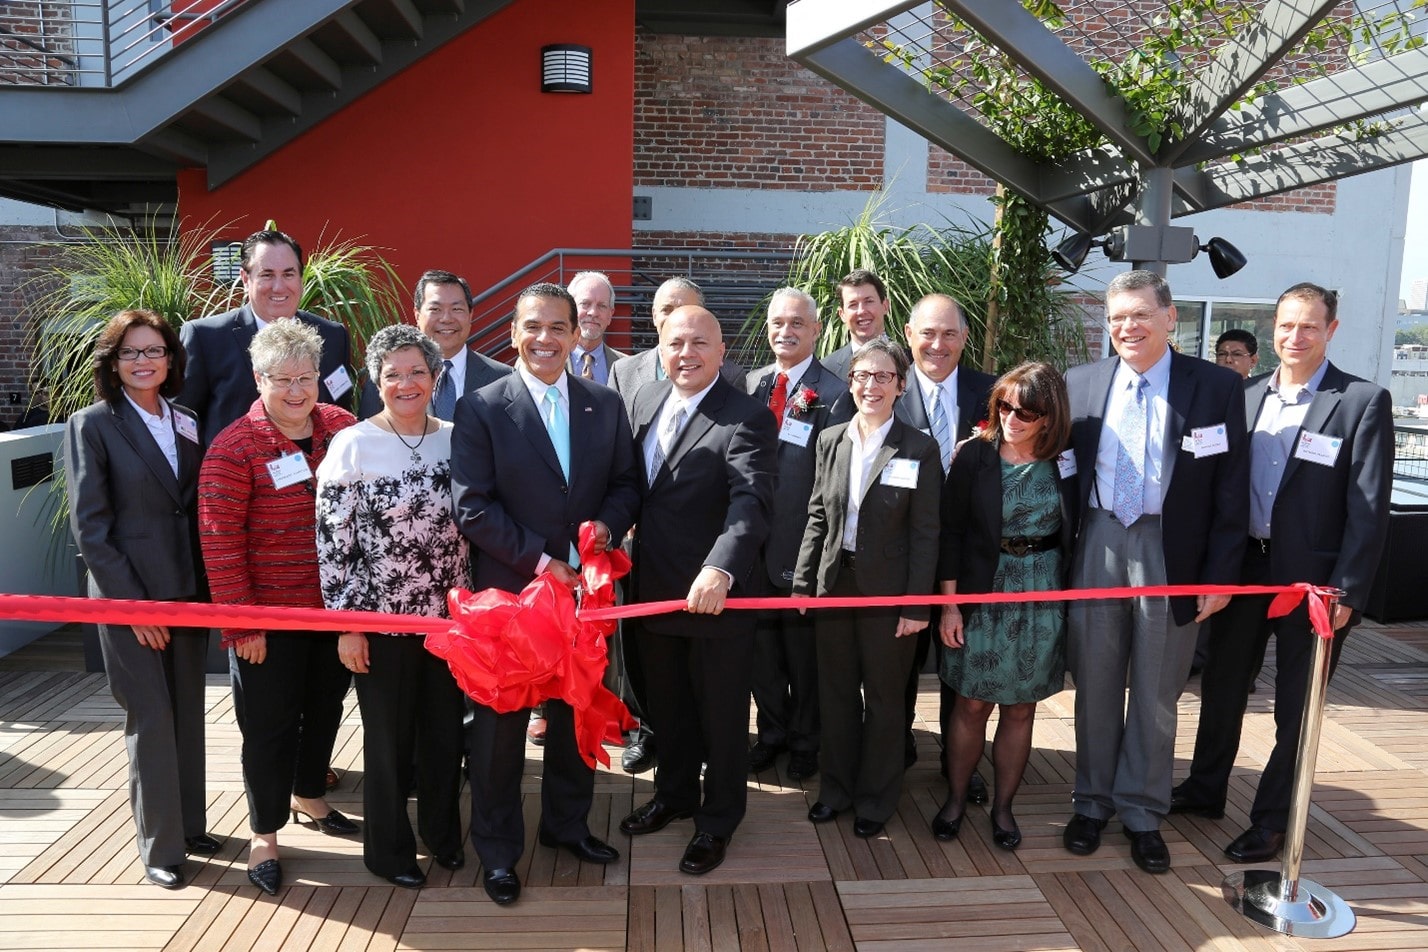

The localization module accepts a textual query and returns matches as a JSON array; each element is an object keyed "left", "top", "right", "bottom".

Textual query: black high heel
[
  {"left": 291, "top": 803, "right": 360, "bottom": 837},
  {"left": 991, "top": 812, "right": 1022, "bottom": 851},
  {"left": 248, "top": 858, "right": 282, "bottom": 895},
  {"left": 931, "top": 795, "right": 966, "bottom": 841}
]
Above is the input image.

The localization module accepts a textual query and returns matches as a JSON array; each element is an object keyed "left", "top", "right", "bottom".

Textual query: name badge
[
  {"left": 324, "top": 366, "right": 353, "bottom": 400},
  {"left": 880, "top": 458, "right": 920, "bottom": 489},
  {"left": 1294, "top": 430, "right": 1343, "bottom": 467},
  {"left": 173, "top": 412, "right": 199, "bottom": 444},
  {"left": 778, "top": 416, "right": 813, "bottom": 447},
  {"left": 1181, "top": 424, "right": 1229, "bottom": 458},
  {"left": 1055, "top": 450, "right": 1077, "bottom": 479},
  {"left": 266, "top": 451, "right": 312, "bottom": 490}
]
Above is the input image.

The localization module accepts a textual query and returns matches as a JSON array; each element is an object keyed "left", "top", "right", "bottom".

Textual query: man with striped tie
[{"left": 566, "top": 271, "right": 626, "bottom": 385}]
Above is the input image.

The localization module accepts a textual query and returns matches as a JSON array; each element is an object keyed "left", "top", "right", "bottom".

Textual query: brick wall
[
  {"left": 634, "top": 31, "right": 884, "bottom": 190},
  {"left": 0, "top": 2, "right": 78, "bottom": 86},
  {"left": 0, "top": 225, "right": 66, "bottom": 428}
]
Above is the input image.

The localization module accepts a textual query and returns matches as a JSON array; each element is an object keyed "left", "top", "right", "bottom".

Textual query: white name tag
[
  {"left": 324, "top": 366, "right": 353, "bottom": 400},
  {"left": 1187, "top": 423, "right": 1230, "bottom": 458},
  {"left": 880, "top": 458, "right": 920, "bottom": 489},
  {"left": 173, "top": 412, "right": 199, "bottom": 444},
  {"left": 1055, "top": 451, "right": 1077, "bottom": 479},
  {"left": 778, "top": 416, "right": 813, "bottom": 447},
  {"left": 1294, "top": 430, "right": 1343, "bottom": 467},
  {"left": 266, "top": 451, "right": 312, "bottom": 490}
]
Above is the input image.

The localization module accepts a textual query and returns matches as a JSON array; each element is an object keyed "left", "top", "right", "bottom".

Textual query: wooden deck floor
[{"left": 3, "top": 619, "right": 1428, "bottom": 950}]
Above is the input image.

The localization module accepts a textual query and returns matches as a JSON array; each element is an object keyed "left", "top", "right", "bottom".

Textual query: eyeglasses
[
  {"left": 380, "top": 370, "right": 433, "bottom": 385},
  {"left": 262, "top": 372, "right": 320, "bottom": 391},
  {"left": 850, "top": 370, "right": 897, "bottom": 385},
  {"left": 1107, "top": 312, "right": 1162, "bottom": 328},
  {"left": 116, "top": 345, "right": 168, "bottom": 361},
  {"left": 1215, "top": 350, "right": 1252, "bottom": 360},
  {"left": 997, "top": 399, "right": 1046, "bottom": 423}
]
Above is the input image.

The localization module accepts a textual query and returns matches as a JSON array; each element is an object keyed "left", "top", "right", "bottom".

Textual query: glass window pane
[
  {"left": 1171, "top": 301, "right": 1206, "bottom": 359},
  {"left": 1209, "top": 302, "right": 1278, "bottom": 378}
]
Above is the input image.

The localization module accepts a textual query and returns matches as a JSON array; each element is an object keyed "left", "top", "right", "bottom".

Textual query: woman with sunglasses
[{"left": 932, "top": 361, "right": 1074, "bottom": 849}]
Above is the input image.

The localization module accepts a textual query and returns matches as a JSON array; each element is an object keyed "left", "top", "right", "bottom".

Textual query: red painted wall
[{"left": 178, "top": 0, "right": 634, "bottom": 310}]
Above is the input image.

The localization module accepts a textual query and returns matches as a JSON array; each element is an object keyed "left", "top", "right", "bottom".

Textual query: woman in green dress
[{"left": 932, "top": 362, "right": 1073, "bottom": 850}]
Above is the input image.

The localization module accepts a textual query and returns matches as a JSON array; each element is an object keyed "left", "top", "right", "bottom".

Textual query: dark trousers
[
  {"left": 816, "top": 570, "right": 918, "bottom": 822},
  {"left": 637, "top": 619, "right": 756, "bottom": 838},
  {"left": 355, "top": 635, "right": 465, "bottom": 876},
  {"left": 906, "top": 619, "right": 953, "bottom": 747},
  {"left": 99, "top": 623, "right": 208, "bottom": 866},
  {"left": 1182, "top": 546, "right": 1352, "bottom": 831},
  {"left": 230, "top": 632, "right": 349, "bottom": 835},
  {"left": 465, "top": 698, "right": 593, "bottom": 870},
  {"left": 752, "top": 596, "right": 819, "bottom": 753}
]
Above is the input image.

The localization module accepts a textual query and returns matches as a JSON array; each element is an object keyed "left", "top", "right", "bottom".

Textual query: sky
[{"left": 1401, "top": 158, "right": 1428, "bottom": 304}]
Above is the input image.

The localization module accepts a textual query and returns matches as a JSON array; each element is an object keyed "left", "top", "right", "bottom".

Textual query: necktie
[
  {"left": 769, "top": 372, "right": 789, "bottom": 421},
  {"left": 433, "top": 359, "right": 456, "bottom": 421},
  {"left": 1112, "top": 377, "right": 1148, "bottom": 527},
  {"left": 648, "top": 405, "right": 686, "bottom": 485},
  {"left": 544, "top": 386, "right": 578, "bottom": 565},
  {"left": 580, "top": 351, "right": 595, "bottom": 380},
  {"left": 929, "top": 383, "right": 952, "bottom": 472}
]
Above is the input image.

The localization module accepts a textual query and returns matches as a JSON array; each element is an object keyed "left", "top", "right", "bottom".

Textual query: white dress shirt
[
  {"left": 122, "top": 392, "right": 179, "bottom": 476},
  {"left": 1250, "top": 359, "right": 1329, "bottom": 538},
  {"left": 913, "top": 364, "right": 959, "bottom": 440},
  {"left": 841, "top": 415, "right": 895, "bottom": 551}
]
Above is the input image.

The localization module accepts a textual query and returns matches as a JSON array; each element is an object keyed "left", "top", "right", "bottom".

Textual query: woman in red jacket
[{"left": 199, "top": 319, "right": 358, "bottom": 896}]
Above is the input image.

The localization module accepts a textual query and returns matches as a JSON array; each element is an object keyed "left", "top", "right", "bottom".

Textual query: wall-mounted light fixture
[
  {"left": 1052, "top": 226, "right": 1245, "bottom": 279},
  {"left": 542, "top": 44, "right": 592, "bottom": 93}
]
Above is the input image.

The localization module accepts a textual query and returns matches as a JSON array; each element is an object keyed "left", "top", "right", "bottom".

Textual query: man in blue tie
[
  {"left": 1060, "top": 270, "right": 1248, "bottom": 874},
  {"left": 451, "top": 282, "right": 642, "bottom": 904}
]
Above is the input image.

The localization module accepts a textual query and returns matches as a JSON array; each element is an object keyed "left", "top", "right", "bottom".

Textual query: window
[{"left": 1172, "top": 298, "right": 1279, "bottom": 377}]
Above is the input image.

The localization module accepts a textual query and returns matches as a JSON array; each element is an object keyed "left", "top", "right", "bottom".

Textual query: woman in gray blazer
[
  {"left": 792, "top": 339, "right": 942, "bottom": 839},
  {"left": 65, "top": 309, "right": 216, "bottom": 889}
]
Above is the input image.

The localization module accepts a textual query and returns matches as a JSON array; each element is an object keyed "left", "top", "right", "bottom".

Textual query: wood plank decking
[{"left": 2, "top": 619, "right": 1428, "bottom": 950}]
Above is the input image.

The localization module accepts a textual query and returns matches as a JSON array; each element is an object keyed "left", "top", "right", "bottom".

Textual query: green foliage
[{"left": 1396, "top": 324, "right": 1428, "bottom": 347}]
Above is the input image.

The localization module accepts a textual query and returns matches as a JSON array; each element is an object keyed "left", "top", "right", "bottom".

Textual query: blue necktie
[
  {"left": 543, "top": 385, "right": 577, "bottom": 565},
  {"left": 929, "top": 383, "right": 952, "bottom": 473},
  {"left": 1113, "top": 377, "right": 1148, "bottom": 527},
  {"left": 433, "top": 359, "right": 456, "bottom": 421}
]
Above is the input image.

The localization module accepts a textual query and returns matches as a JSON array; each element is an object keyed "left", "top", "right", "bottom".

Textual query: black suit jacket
[
  {"left": 1065, "top": 351, "right": 1249, "bottom": 625},
  {"left": 745, "top": 359, "right": 853, "bottom": 588},
  {"left": 451, "top": 372, "right": 641, "bottom": 595},
  {"left": 1249, "top": 362, "right": 1393, "bottom": 610},
  {"left": 895, "top": 365, "right": 998, "bottom": 443},
  {"left": 791, "top": 418, "right": 943, "bottom": 621},
  {"left": 358, "top": 347, "right": 511, "bottom": 420},
  {"left": 64, "top": 398, "right": 204, "bottom": 600},
  {"left": 629, "top": 376, "right": 777, "bottom": 636},
  {"left": 179, "top": 305, "right": 353, "bottom": 446}
]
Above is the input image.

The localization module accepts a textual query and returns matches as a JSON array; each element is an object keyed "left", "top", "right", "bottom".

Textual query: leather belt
[
  {"left": 840, "top": 550, "right": 857, "bottom": 568},
  {"left": 1250, "top": 536, "right": 1271, "bottom": 555},
  {"left": 999, "top": 535, "right": 1057, "bottom": 556}
]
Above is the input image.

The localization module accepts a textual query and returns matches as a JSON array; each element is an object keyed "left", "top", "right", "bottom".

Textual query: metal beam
[
  {"left": 1037, "top": 145, "right": 1136, "bottom": 203},
  {"left": 332, "top": 10, "right": 384, "bottom": 64},
  {"left": 1180, "top": 47, "right": 1428, "bottom": 164},
  {"left": 234, "top": 67, "right": 303, "bottom": 116},
  {"left": 139, "top": 128, "right": 209, "bottom": 165},
  {"left": 387, "top": 0, "right": 426, "bottom": 40},
  {"left": 941, "top": 0, "right": 1155, "bottom": 167},
  {"left": 1166, "top": 0, "right": 1338, "bottom": 162},
  {"left": 785, "top": 0, "right": 916, "bottom": 56},
  {"left": 189, "top": 96, "right": 263, "bottom": 141},
  {"left": 0, "top": 148, "right": 176, "bottom": 179},
  {"left": 286, "top": 38, "right": 344, "bottom": 90}
]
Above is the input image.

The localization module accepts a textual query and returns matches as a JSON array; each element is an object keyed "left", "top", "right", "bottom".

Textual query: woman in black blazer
[
  {"left": 793, "top": 339, "right": 942, "bottom": 839},
  {"left": 64, "top": 309, "right": 216, "bottom": 889},
  {"left": 933, "top": 362, "right": 1074, "bottom": 849}
]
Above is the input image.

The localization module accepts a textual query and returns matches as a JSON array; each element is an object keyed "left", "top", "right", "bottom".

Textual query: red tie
[{"left": 769, "top": 372, "right": 789, "bottom": 421}]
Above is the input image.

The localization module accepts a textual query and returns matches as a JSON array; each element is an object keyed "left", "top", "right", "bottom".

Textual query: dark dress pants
[
  {"left": 816, "top": 570, "right": 918, "bottom": 822},
  {"left": 905, "top": 614, "right": 953, "bottom": 749},
  {"left": 99, "top": 622, "right": 208, "bottom": 867},
  {"left": 636, "top": 617, "right": 756, "bottom": 838},
  {"left": 752, "top": 594, "right": 820, "bottom": 753},
  {"left": 465, "top": 698, "right": 592, "bottom": 870},
  {"left": 230, "top": 631, "right": 350, "bottom": 834},
  {"left": 355, "top": 635, "right": 465, "bottom": 876}
]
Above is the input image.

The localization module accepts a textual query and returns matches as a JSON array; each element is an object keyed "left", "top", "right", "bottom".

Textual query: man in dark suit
[
  {"left": 894, "top": 293, "right": 996, "bottom": 780},
  {"left": 745, "top": 287, "right": 851, "bottom": 780},
  {"left": 357, "top": 270, "right": 510, "bottom": 420},
  {"left": 1172, "top": 283, "right": 1392, "bottom": 863},
  {"left": 451, "top": 282, "right": 641, "bottom": 905},
  {"left": 619, "top": 304, "right": 777, "bottom": 875},
  {"left": 567, "top": 271, "right": 626, "bottom": 385},
  {"left": 179, "top": 229, "right": 354, "bottom": 446},
  {"left": 1062, "top": 269, "right": 1248, "bottom": 875},
  {"left": 821, "top": 269, "right": 893, "bottom": 383}
]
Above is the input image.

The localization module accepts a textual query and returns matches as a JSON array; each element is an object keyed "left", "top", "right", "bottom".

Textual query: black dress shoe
[
  {"left": 291, "top": 806, "right": 360, "bottom": 837},
  {"left": 1125, "top": 829, "right": 1171, "bottom": 873},
  {"left": 145, "top": 864, "right": 185, "bottom": 889},
  {"left": 991, "top": 815, "right": 1022, "bottom": 851},
  {"left": 434, "top": 852, "right": 465, "bottom": 871},
  {"left": 621, "top": 735, "right": 656, "bottom": 774},
  {"left": 1168, "top": 785, "right": 1226, "bottom": 819},
  {"left": 620, "top": 799, "right": 693, "bottom": 835},
  {"left": 678, "top": 832, "right": 729, "bottom": 875},
  {"left": 968, "top": 773, "right": 989, "bottom": 805},
  {"left": 386, "top": 866, "right": 426, "bottom": 889},
  {"left": 904, "top": 735, "right": 918, "bottom": 769},
  {"left": 1224, "top": 826, "right": 1286, "bottom": 864},
  {"left": 538, "top": 829, "right": 620, "bottom": 864},
  {"left": 853, "top": 817, "right": 884, "bottom": 838},
  {"left": 247, "top": 858, "right": 282, "bottom": 896},
  {"left": 747, "top": 741, "right": 783, "bottom": 773},
  {"left": 931, "top": 801, "right": 963, "bottom": 841},
  {"left": 787, "top": 751, "right": 819, "bottom": 780},
  {"left": 184, "top": 834, "right": 222, "bottom": 855},
  {"left": 483, "top": 867, "right": 521, "bottom": 905},
  {"left": 1063, "top": 814, "right": 1107, "bottom": 855},
  {"left": 807, "top": 801, "right": 839, "bottom": 824}
]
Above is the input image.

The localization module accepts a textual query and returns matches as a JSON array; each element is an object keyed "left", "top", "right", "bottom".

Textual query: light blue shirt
[
  {"left": 1093, "top": 349, "right": 1172, "bottom": 516},
  {"left": 516, "top": 363, "right": 570, "bottom": 574},
  {"left": 1250, "top": 360, "right": 1329, "bottom": 538},
  {"left": 571, "top": 345, "right": 610, "bottom": 385}
]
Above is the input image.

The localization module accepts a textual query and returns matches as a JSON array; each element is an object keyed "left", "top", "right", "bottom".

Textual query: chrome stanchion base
[{"left": 1222, "top": 869, "right": 1355, "bottom": 938}]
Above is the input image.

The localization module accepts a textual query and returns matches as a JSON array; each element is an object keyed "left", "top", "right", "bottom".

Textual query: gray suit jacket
[
  {"left": 358, "top": 347, "right": 511, "bottom": 420},
  {"left": 610, "top": 347, "right": 749, "bottom": 418},
  {"left": 895, "top": 364, "right": 997, "bottom": 444},
  {"left": 568, "top": 343, "right": 627, "bottom": 386}
]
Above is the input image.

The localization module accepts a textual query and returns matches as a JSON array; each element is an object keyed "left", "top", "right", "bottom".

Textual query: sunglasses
[{"left": 997, "top": 399, "right": 1046, "bottom": 423}]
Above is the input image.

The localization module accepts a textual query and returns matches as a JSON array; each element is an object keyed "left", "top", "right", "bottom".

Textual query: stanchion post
[{"left": 1222, "top": 587, "right": 1355, "bottom": 938}]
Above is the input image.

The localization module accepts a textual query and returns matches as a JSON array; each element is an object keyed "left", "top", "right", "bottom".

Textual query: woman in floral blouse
[{"left": 316, "top": 324, "right": 469, "bottom": 890}]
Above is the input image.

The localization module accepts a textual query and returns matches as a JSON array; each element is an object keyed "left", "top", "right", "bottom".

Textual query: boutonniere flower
[
  {"left": 789, "top": 386, "right": 820, "bottom": 418},
  {"left": 971, "top": 419, "right": 989, "bottom": 438}
]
